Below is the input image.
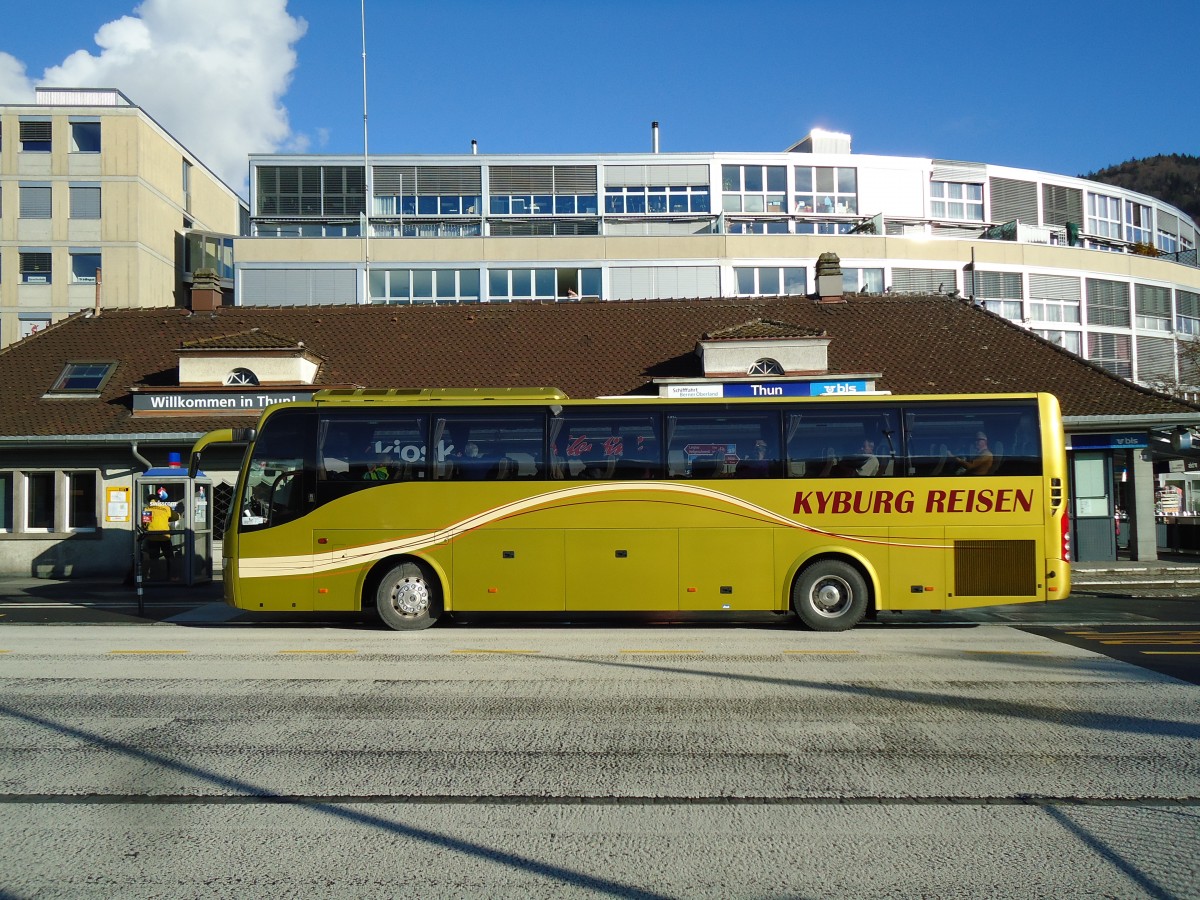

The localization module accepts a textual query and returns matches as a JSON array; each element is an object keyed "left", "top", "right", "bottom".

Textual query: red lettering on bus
[
  {"left": 926, "top": 490, "right": 947, "bottom": 513},
  {"left": 1014, "top": 489, "right": 1033, "bottom": 512},
  {"left": 948, "top": 489, "right": 966, "bottom": 513},
  {"left": 831, "top": 491, "right": 851, "bottom": 514},
  {"left": 975, "top": 489, "right": 994, "bottom": 513}
]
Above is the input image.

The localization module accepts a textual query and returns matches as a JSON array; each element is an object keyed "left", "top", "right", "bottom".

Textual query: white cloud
[
  {"left": 31, "top": 0, "right": 307, "bottom": 194},
  {"left": 0, "top": 52, "right": 35, "bottom": 102}
]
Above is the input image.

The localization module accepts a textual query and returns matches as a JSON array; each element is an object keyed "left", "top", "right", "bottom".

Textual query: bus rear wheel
[
  {"left": 792, "top": 560, "right": 868, "bottom": 632},
  {"left": 375, "top": 561, "right": 441, "bottom": 631}
]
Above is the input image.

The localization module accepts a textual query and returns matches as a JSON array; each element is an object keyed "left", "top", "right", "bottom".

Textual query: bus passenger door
[
  {"left": 678, "top": 529, "right": 773, "bottom": 610},
  {"left": 565, "top": 529, "right": 678, "bottom": 611},
  {"left": 452, "top": 529, "right": 565, "bottom": 611}
]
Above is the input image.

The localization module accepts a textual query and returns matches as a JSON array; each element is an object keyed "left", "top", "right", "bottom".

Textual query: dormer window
[
  {"left": 747, "top": 358, "right": 784, "bottom": 376},
  {"left": 225, "top": 368, "right": 260, "bottom": 386}
]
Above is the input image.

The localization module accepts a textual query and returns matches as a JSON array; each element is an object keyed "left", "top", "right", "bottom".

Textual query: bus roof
[{"left": 314, "top": 387, "right": 570, "bottom": 403}]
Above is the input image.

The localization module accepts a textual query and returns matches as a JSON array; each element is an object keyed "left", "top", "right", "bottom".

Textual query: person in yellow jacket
[{"left": 142, "top": 497, "right": 180, "bottom": 579}]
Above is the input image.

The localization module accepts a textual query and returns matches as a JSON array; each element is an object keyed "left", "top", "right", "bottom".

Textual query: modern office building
[
  {"left": 0, "top": 87, "right": 246, "bottom": 347},
  {"left": 237, "top": 128, "right": 1200, "bottom": 394}
]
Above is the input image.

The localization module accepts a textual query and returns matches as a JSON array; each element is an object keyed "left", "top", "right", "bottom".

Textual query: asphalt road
[{"left": 1, "top": 623, "right": 1197, "bottom": 898}]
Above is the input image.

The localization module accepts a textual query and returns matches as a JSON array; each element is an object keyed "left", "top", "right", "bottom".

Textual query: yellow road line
[
  {"left": 110, "top": 650, "right": 189, "bottom": 655},
  {"left": 784, "top": 649, "right": 859, "bottom": 655},
  {"left": 452, "top": 649, "right": 540, "bottom": 655},
  {"left": 963, "top": 650, "right": 1049, "bottom": 655},
  {"left": 0, "top": 650, "right": 11, "bottom": 654},
  {"left": 277, "top": 649, "right": 358, "bottom": 655}
]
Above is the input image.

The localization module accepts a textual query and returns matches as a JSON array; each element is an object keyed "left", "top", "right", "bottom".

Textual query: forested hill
[{"left": 1082, "top": 154, "right": 1200, "bottom": 223}]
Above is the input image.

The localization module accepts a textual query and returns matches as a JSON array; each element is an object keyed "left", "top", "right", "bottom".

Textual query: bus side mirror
[{"left": 188, "top": 454, "right": 201, "bottom": 479}]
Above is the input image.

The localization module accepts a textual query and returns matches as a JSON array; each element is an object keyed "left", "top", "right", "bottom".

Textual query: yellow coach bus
[{"left": 190, "top": 388, "right": 1071, "bottom": 631}]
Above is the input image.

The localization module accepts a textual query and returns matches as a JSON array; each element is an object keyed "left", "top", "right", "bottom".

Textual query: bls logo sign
[{"left": 817, "top": 381, "right": 866, "bottom": 395}]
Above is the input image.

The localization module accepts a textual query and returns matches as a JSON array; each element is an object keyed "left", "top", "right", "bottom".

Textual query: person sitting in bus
[
  {"left": 457, "top": 441, "right": 503, "bottom": 480},
  {"left": 362, "top": 449, "right": 394, "bottom": 481},
  {"left": 847, "top": 438, "right": 880, "bottom": 477},
  {"left": 739, "top": 439, "right": 773, "bottom": 478},
  {"left": 950, "top": 432, "right": 994, "bottom": 476}
]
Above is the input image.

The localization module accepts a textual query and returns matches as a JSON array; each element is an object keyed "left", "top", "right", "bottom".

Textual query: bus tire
[
  {"left": 375, "top": 561, "right": 441, "bottom": 631},
  {"left": 792, "top": 559, "right": 868, "bottom": 632}
]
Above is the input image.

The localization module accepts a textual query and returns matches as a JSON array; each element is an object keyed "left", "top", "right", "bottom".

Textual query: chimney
[
  {"left": 471, "top": 139, "right": 478, "bottom": 155},
  {"left": 652, "top": 121, "right": 659, "bottom": 154},
  {"left": 190, "top": 269, "right": 224, "bottom": 312},
  {"left": 814, "top": 252, "right": 845, "bottom": 303}
]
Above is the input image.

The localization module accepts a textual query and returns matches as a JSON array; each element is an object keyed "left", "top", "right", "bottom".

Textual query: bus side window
[
  {"left": 440, "top": 411, "right": 546, "bottom": 481},
  {"left": 559, "top": 409, "right": 663, "bottom": 480}
]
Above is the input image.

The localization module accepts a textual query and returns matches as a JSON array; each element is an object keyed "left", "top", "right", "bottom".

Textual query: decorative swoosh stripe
[{"left": 238, "top": 481, "right": 952, "bottom": 579}]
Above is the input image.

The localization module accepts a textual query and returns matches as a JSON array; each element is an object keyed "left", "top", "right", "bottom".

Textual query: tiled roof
[
  {"left": 180, "top": 328, "right": 305, "bottom": 350},
  {"left": 703, "top": 318, "right": 825, "bottom": 341},
  {"left": 0, "top": 295, "right": 1195, "bottom": 438}
]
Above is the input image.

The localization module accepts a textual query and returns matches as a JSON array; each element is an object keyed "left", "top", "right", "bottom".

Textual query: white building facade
[{"left": 237, "top": 130, "right": 1200, "bottom": 393}]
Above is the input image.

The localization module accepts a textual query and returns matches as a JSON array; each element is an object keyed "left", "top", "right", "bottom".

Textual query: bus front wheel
[
  {"left": 792, "top": 560, "right": 868, "bottom": 632},
  {"left": 375, "top": 561, "right": 441, "bottom": 631}
]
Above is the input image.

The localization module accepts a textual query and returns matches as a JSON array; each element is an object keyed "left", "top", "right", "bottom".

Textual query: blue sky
[{"left": 2, "top": 0, "right": 1197, "bottom": 192}]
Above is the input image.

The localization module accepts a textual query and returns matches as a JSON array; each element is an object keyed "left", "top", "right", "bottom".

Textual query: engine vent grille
[{"left": 954, "top": 540, "right": 1037, "bottom": 596}]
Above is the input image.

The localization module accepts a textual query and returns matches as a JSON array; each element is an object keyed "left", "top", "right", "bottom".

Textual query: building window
[
  {"left": 70, "top": 251, "right": 102, "bottom": 284},
  {"left": 19, "top": 185, "right": 52, "bottom": 219},
  {"left": 1158, "top": 230, "right": 1179, "bottom": 253},
  {"left": 488, "top": 194, "right": 596, "bottom": 216},
  {"left": 487, "top": 267, "right": 600, "bottom": 301},
  {"left": 368, "top": 268, "right": 482, "bottom": 304},
  {"left": 1028, "top": 274, "right": 1082, "bottom": 325},
  {"left": 1124, "top": 201, "right": 1152, "bottom": 244},
  {"left": 70, "top": 121, "right": 101, "bottom": 153},
  {"left": 1034, "top": 329, "right": 1082, "bottom": 355},
  {"left": 69, "top": 185, "right": 101, "bottom": 219},
  {"left": 1086, "top": 278, "right": 1131, "bottom": 328},
  {"left": 225, "top": 368, "right": 259, "bottom": 386},
  {"left": 68, "top": 472, "right": 97, "bottom": 530},
  {"left": 19, "top": 251, "right": 52, "bottom": 284},
  {"left": 1088, "top": 332, "right": 1132, "bottom": 378},
  {"left": 722, "top": 164, "right": 787, "bottom": 214},
  {"left": 19, "top": 120, "right": 52, "bottom": 153},
  {"left": 0, "top": 470, "right": 101, "bottom": 535},
  {"left": 1086, "top": 192, "right": 1122, "bottom": 239},
  {"left": 1134, "top": 284, "right": 1172, "bottom": 332},
  {"left": 841, "top": 267, "right": 884, "bottom": 294},
  {"left": 19, "top": 316, "right": 51, "bottom": 338},
  {"left": 1178, "top": 290, "right": 1200, "bottom": 336},
  {"left": 604, "top": 186, "right": 709, "bottom": 215},
  {"left": 930, "top": 181, "right": 983, "bottom": 221},
  {"left": 51, "top": 361, "right": 115, "bottom": 392},
  {"left": 734, "top": 267, "right": 806, "bottom": 297},
  {"left": 1029, "top": 297, "right": 1080, "bottom": 324},
  {"left": 0, "top": 473, "right": 12, "bottom": 532},
  {"left": 966, "top": 270, "right": 1023, "bottom": 320},
  {"left": 376, "top": 193, "right": 483, "bottom": 216},
  {"left": 748, "top": 358, "right": 784, "bottom": 376},
  {"left": 794, "top": 166, "right": 857, "bottom": 214},
  {"left": 26, "top": 472, "right": 55, "bottom": 531},
  {"left": 793, "top": 221, "right": 854, "bottom": 236}
]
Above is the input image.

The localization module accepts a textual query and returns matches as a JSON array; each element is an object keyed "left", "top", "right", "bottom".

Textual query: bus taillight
[{"left": 1061, "top": 510, "right": 1071, "bottom": 562}]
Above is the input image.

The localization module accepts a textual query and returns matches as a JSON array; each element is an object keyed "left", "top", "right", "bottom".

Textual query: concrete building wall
[{"left": 0, "top": 93, "right": 245, "bottom": 345}]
